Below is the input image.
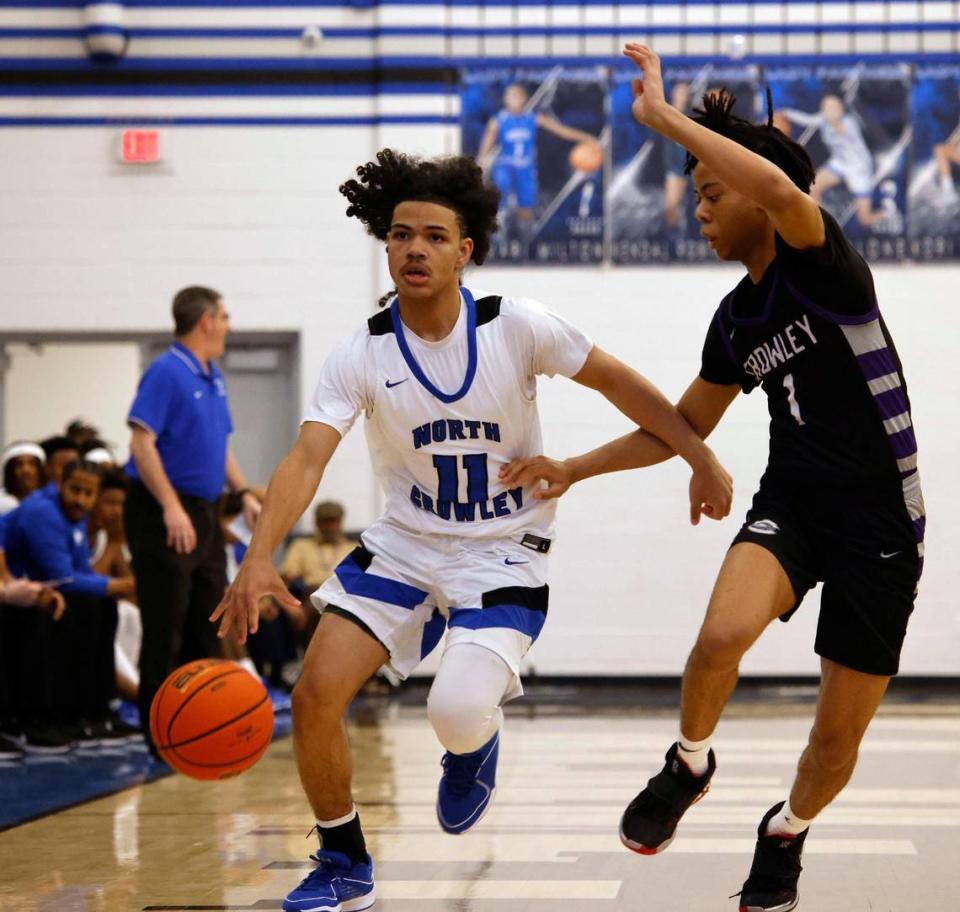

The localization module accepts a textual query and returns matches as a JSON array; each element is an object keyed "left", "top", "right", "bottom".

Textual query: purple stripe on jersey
[
  {"left": 913, "top": 515, "right": 926, "bottom": 542},
  {"left": 901, "top": 467, "right": 918, "bottom": 480},
  {"left": 888, "top": 426, "right": 917, "bottom": 459},
  {"left": 857, "top": 347, "right": 897, "bottom": 381},
  {"left": 873, "top": 386, "right": 909, "bottom": 421}
]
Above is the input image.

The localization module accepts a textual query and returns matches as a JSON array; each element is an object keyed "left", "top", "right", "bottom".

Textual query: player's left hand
[
  {"left": 499, "top": 455, "right": 574, "bottom": 500},
  {"left": 622, "top": 43, "right": 668, "bottom": 126},
  {"left": 689, "top": 453, "right": 733, "bottom": 525}
]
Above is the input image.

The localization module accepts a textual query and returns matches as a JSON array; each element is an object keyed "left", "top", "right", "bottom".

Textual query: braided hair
[{"left": 683, "top": 88, "right": 816, "bottom": 193}]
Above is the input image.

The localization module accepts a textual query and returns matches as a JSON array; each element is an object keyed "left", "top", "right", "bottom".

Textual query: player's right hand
[
  {"left": 163, "top": 502, "right": 197, "bottom": 555},
  {"left": 689, "top": 453, "right": 734, "bottom": 525},
  {"left": 622, "top": 43, "right": 668, "bottom": 127},
  {"left": 210, "top": 557, "right": 301, "bottom": 645},
  {"left": 499, "top": 455, "right": 574, "bottom": 500}
]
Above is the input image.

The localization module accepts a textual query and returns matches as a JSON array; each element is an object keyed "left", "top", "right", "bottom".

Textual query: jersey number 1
[
  {"left": 783, "top": 373, "right": 805, "bottom": 426},
  {"left": 432, "top": 454, "right": 489, "bottom": 503}
]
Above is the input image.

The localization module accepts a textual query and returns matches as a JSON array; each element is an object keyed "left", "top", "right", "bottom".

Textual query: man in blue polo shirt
[{"left": 125, "top": 285, "right": 260, "bottom": 748}]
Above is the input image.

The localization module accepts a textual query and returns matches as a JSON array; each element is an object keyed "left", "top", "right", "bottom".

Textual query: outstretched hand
[
  {"left": 498, "top": 456, "right": 574, "bottom": 501},
  {"left": 209, "top": 557, "right": 301, "bottom": 645},
  {"left": 622, "top": 43, "right": 668, "bottom": 127}
]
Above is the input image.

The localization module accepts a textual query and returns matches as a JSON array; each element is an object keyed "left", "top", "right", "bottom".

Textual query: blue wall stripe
[
  {"left": 2, "top": 53, "right": 959, "bottom": 70},
  {"left": 0, "top": 84, "right": 458, "bottom": 97},
  {"left": 0, "top": 115, "right": 460, "bottom": 126},
  {"left": 0, "top": 0, "right": 935, "bottom": 6},
  {"left": 2, "top": 23, "right": 959, "bottom": 40}
]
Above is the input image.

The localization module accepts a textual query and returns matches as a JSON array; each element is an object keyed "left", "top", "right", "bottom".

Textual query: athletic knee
[
  {"left": 693, "top": 624, "right": 751, "bottom": 671},
  {"left": 292, "top": 670, "right": 351, "bottom": 725},
  {"left": 427, "top": 686, "right": 500, "bottom": 755},
  {"left": 808, "top": 727, "right": 859, "bottom": 771}
]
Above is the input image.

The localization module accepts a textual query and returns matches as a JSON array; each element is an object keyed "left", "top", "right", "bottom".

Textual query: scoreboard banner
[{"left": 461, "top": 62, "right": 958, "bottom": 265}]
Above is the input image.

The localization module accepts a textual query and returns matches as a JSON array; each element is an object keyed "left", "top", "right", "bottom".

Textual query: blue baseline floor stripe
[
  {"left": 0, "top": 115, "right": 459, "bottom": 126},
  {"left": 0, "top": 694, "right": 292, "bottom": 832}
]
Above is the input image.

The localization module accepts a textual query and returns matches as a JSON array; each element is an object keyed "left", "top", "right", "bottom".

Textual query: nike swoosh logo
[
  {"left": 880, "top": 551, "right": 902, "bottom": 559},
  {"left": 385, "top": 378, "right": 408, "bottom": 389},
  {"left": 504, "top": 558, "right": 528, "bottom": 566}
]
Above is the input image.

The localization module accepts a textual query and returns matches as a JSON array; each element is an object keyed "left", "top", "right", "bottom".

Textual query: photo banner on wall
[
  {"left": 462, "top": 61, "right": 959, "bottom": 265},
  {"left": 608, "top": 63, "right": 760, "bottom": 264},
  {"left": 461, "top": 66, "right": 607, "bottom": 264},
  {"left": 766, "top": 63, "right": 912, "bottom": 261},
  {"left": 909, "top": 65, "right": 960, "bottom": 261}
]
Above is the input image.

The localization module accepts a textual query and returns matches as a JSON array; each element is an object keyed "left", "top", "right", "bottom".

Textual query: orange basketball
[
  {"left": 149, "top": 659, "right": 274, "bottom": 780},
  {"left": 569, "top": 140, "right": 603, "bottom": 174}
]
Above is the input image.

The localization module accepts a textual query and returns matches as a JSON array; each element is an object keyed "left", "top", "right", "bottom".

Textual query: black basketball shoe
[
  {"left": 736, "top": 802, "right": 808, "bottom": 911},
  {"left": 619, "top": 741, "right": 716, "bottom": 854}
]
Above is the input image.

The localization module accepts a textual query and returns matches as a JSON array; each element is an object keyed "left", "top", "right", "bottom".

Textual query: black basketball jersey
[{"left": 700, "top": 209, "right": 918, "bottom": 492}]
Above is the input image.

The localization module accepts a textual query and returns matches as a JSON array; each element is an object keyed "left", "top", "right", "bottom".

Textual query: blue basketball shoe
[
  {"left": 283, "top": 849, "right": 375, "bottom": 912},
  {"left": 436, "top": 729, "right": 500, "bottom": 834}
]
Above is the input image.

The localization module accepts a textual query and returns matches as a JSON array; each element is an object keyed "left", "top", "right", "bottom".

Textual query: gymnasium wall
[{"left": 0, "top": 1, "right": 956, "bottom": 675}]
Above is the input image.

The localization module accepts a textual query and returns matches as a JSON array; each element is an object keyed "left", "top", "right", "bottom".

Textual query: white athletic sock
[
  {"left": 677, "top": 732, "right": 712, "bottom": 777},
  {"left": 318, "top": 805, "right": 357, "bottom": 829},
  {"left": 765, "top": 800, "right": 812, "bottom": 837}
]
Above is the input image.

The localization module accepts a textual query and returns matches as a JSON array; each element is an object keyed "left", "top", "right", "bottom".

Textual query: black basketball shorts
[{"left": 731, "top": 480, "right": 924, "bottom": 677}]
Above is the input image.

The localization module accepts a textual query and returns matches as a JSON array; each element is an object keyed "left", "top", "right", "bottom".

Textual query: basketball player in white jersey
[{"left": 211, "top": 149, "right": 732, "bottom": 912}]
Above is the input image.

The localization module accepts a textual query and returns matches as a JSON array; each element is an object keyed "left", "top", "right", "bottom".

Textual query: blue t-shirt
[
  {"left": 126, "top": 342, "right": 234, "bottom": 502},
  {"left": 4, "top": 487, "right": 110, "bottom": 597},
  {"left": 497, "top": 111, "right": 537, "bottom": 167}
]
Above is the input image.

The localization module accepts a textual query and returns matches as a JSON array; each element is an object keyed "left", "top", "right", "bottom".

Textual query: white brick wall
[{"left": 0, "top": 126, "right": 955, "bottom": 673}]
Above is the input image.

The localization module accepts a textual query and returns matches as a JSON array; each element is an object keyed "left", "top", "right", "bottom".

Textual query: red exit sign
[{"left": 119, "top": 129, "right": 161, "bottom": 164}]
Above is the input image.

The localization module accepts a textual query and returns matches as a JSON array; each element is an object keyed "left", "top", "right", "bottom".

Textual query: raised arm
[
  {"left": 624, "top": 43, "right": 824, "bottom": 250},
  {"left": 210, "top": 421, "right": 342, "bottom": 643},
  {"left": 500, "top": 376, "right": 738, "bottom": 520}
]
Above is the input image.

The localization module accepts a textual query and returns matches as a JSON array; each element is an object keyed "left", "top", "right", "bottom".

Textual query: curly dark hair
[
  {"left": 684, "top": 89, "right": 815, "bottom": 194},
  {"left": 340, "top": 148, "right": 500, "bottom": 266}
]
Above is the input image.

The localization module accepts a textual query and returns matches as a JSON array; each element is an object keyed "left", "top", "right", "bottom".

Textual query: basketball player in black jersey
[{"left": 501, "top": 44, "right": 925, "bottom": 912}]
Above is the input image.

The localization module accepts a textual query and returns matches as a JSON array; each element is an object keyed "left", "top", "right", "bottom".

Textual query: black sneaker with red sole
[
  {"left": 619, "top": 741, "right": 716, "bottom": 854},
  {"left": 736, "top": 801, "right": 808, "bottom": 912}
]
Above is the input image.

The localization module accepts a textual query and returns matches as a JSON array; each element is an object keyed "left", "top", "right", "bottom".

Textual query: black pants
[
  {"left": 1, "top": 594, "right": 117, "bottom": 727},
  {"left": 125, "top": 482, "right": 225, "bottom": 744}
]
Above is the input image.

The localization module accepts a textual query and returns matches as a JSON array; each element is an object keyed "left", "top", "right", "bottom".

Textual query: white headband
[
  {"left": 2, "top": 441, "right": 45, "bottom": 467},
  {"left": 83, "top": 447, "right": 114, "bottom": 465}
]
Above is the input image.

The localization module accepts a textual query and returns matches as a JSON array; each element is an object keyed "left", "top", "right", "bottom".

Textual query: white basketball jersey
[{"left": 303, "top": 287, "right": 593, "bottom": 540}]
